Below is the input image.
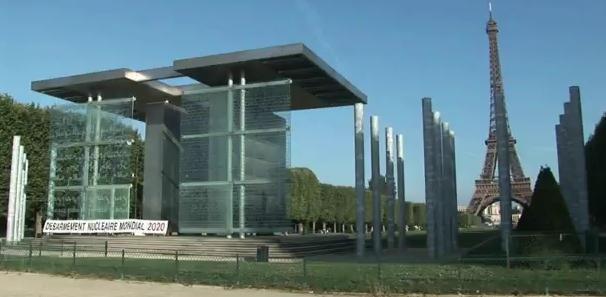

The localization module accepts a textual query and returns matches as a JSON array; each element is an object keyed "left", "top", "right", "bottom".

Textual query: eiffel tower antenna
[{"left": 467, "top": 5, "right": 533, "bottom": 217}]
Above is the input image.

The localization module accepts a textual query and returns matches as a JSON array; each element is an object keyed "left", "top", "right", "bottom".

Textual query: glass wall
[
  {"left": 47, "top": 98, "right": 136, "bottom": 220},
  {"left": 179, "top": 82, "right": 291, "bottom": 234}
]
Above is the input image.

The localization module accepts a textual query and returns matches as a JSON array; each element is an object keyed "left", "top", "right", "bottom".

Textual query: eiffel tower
[{"left": 467, "top": 5, "right": 533, "bottom": 216}]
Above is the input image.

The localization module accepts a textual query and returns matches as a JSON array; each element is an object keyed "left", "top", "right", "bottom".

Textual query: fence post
[
  {"left": 120, "top": 249, "right": 125, "bottom": 280},
  {"left": 174, "top": 250, "right": 179, "bottom": 282},
  {"left": 236, "top": 254, "right": 240, "bottom": 282},
  {"left": 60, "top": 240, "right": 64, "bottom": 256},
  {"left": 0, "top": 239, "right": 3, "bottom": 266},
  {"left": 377, "top": 259, "right": 382, "bottom": 283},
  {"left": 28, "top": 242, "right": 33, "bottom": 271},
  {"left": 72, "top": 242, "right": 76, "bottom": 269},
  {"left": 303, "top": 257, "right": 307, "bottom": 284},
  {"left": 104, "top": 241, "right": 108, "bottom": 257},
  {"left": 505, "top": 235, "right": 510, "bottom": 269},
  {"left": 457, "top": 258, "right": 463, "bottom": 293},
  {"left": 39, "top": 241, "right": 43, "bottom": 257}
]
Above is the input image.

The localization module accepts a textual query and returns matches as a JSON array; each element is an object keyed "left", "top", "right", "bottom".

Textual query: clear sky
[{"left": 1, "top": 1, "right": 605, "bottom": 205}]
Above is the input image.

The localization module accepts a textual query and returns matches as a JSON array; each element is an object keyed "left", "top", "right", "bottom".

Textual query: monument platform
[{"left": 31, "top": 234, "right": 355, "bottom": 259}]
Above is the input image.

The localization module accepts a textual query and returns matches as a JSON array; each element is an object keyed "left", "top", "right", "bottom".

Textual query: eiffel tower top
[
  {"left": 486, "top": 1, "right": 505, "bottom": 137},
  {"left": 487, "top": 2, "right": 499, "bottom": 33}
]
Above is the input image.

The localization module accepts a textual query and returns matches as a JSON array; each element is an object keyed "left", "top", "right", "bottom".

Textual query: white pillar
[
  {"left": 6, "top": 136, "right": 28, "bottom": 242},
  {"left": 6, "top": 136, "right": 20, "bottom": 242}
]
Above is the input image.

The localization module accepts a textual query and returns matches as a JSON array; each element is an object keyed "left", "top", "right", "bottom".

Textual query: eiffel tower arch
[{"left": 467, "top": 7, "right": 533, "bottom": 216}]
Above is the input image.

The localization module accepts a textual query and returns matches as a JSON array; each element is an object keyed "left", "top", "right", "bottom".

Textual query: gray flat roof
[
  {"left": 173, "top": 43, "right": 366, "bottom": 109},
  {"left": 32, "top": 43, "right": 366, "bottom": 117}
]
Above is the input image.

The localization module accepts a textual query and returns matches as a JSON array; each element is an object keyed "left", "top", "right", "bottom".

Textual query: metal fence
[{"left": 1, "top": 238, "right": 605, "bottom": 295}]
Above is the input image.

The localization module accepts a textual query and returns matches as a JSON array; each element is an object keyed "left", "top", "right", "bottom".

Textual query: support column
[
  {"left": 385, "top": 127, "right": 396, "bottom": 249},
  {"left": 370, "top": 115, "right": 382, "bottom": 256},
  {"left": 90, "top": 95, "right": 102, "bottom": 218},
  {"left": 495, "top": 93, "right": 513, "bottom": 251},
  {"left": 396, "top": 134, "right": 406, "bottom": 251},
  {"left": 143, "top": 102, "right": 182, "bottom": 232},
  {"left": 47, "top": 146, "right": 56, "bottom": 219},
  {"left": 239, "top": 70, "right": 246, "bottom": 239},
  {"left": 81, "top": 96, "right": 93, "bottom": 219},
  {"left": 421, "top": 98, "right": 437, "bottom": 258},
  {"left": 354, "top": 103, "right": 366, "bottom": 257}
]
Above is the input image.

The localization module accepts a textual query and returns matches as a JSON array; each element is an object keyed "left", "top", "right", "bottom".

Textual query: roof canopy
[{"left": 32, "top": 43, "right": 367, "bottom": 120}]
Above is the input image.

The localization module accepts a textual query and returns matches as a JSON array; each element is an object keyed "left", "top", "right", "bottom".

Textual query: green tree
[
  {"left": 586, "top": 114, "right": 606, "bottom": 229},
  {"left": 517, "top": 167, "right": 574, "bottom": 232},
  {"left": 288, "top": 167, "right": 321, "bottom": 233}
]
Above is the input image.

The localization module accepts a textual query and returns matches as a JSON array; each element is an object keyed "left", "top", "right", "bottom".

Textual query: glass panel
[
  {"left": 179, "top": 82, "right": 291, "bottom": 233},
  {"left": 49, "top": 99, "right": 135, "bottom": 220},
  {"left": 179, "top": 185, "right": 230, "bottom": 230}
]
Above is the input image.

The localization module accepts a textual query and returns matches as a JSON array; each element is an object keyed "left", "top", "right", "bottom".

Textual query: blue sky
[{"left": 1, "top": 1, "right": 605, "bottom": 205}]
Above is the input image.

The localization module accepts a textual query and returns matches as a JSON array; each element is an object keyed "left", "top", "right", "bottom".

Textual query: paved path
[{"left": 0, "top": 271, "right": 588, "bottom": 297}]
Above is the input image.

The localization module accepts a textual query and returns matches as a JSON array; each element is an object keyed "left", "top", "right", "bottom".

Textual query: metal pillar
[
  {"left": 47, "top": 146, "right": 56, "bottom": 219},
  {"left": 396, "top": 134, "right": 406, "bottom": 251},
  {"left": 449, "top": 130, "right": 458, "bottom": 250},
  {"left": 385, "top": 127, "right": 396, "bottom": 249},
  {"left": 239, "top": 70, "right": 247, "bottom": 239},
  {"left": 421, "top": 98, "right": 437, "bottom": 258},
  {"left": 556, "top": 86, "right": 589, "bottom": 245},
  {"left": 434, "top": 116, "right": 445, "bottom": 257},
  {"left": 354, "top": 103, "right": 366, "bottom": 257},
  {"left": 495, "top": 93, "right": 513, "bottom": 251},
  {"left": 568, "top": 86, "right": 589, "bottom": 234},
  {"left": 90, "top": 95, "right": 102, "bottom": 218},
  {"left": 370, "top": 115, "right": 381, "bottom": 256},
  {"left": 81, "top": 96, "right": 93, "bottom": 219},
  {"left": 226, "top": 73, "right": 234, "bottom": 237}
]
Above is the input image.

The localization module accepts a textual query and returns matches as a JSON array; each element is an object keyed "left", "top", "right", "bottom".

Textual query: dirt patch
[{"left": 0, "top": 271, "right": 593, "bottom": 297}]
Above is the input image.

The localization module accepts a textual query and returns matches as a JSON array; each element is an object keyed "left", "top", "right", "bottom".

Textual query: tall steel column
[
  {"left": 385, "top": 127, "right": 396, "bottom": 249},
  {"left": 449, "top": 130, "right": 458, "bottom": 250},
  {"left": 421, "top": 98, "right": 437, "bottom": 258},
  {"left": 370, "top": 115, "right": 382, "bottom": 256},
  {"left": 556, "top": 86, "right": 589, "bottom": 245},
  {"left": 568, "top": 86, "right": 589, "bottom": 235},
  {"left": 354, "top": 103, "right": 366, "bottom": 257},
  {"left": 239, "top": 70, "right": 247, "bottom": 239},
  {"left": 396, "top": 134, "right": 406, "bottom": 250},
  {"left": 225, "top": 73, "right": 234, "bottom": 237},
  {"left": 434, "top": 116, "right": 445, "bottom": 257},
  {"left": 495, "top": 93, "right": 513, "bottom": 250},
  {"left": 441, "top": 123, "right": 451, "bottom": 253},
  {"left": 46, "top": 146, "right": 56, "bottom": 219}
]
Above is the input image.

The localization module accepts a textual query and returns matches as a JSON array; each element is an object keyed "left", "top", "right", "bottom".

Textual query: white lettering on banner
[{"left": 43, "top": 219, "right": 168, "bottom": 235}]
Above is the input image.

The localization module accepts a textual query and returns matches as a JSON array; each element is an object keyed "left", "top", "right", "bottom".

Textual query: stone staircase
[{"left": 29, "top": 234, "right": 356, "bottom": 259}]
